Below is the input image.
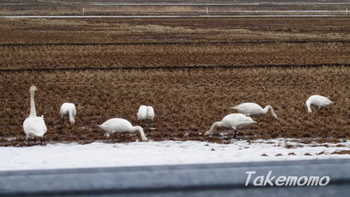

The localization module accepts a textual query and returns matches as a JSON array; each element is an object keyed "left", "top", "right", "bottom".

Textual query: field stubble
[
  {"left": 1, "top": 17, "right": 350, "bottom": 145},
  {"left": 1, "top": 67, "right": 350, "bottom": 146},
  {"left": 1, "top": 43, "right": 350, "bottom": 69},
  {"left": 1, "top": 18, "right": 350, "bottom": 69},
  {"left": 1, "top": 0, "right": 350, "bottom": 16}
]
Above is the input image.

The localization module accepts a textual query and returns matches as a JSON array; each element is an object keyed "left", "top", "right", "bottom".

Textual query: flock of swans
[{"left": 22, "top": 85, "right": 334, "bottom": 144}]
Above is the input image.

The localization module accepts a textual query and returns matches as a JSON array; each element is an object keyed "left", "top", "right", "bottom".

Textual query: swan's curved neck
[
  {"left": 262, "top": 106, "right": 270, "bottom": 114},
  {"left": 264, "top": 105, "right": 278, "bottom": 119},
  {"left": 29, "top": 90, "right": 37, "bottom": 117},
  {"left": 68, "top": 110, "right": 75, "bottom": 124},
  {"left": 306, "top": 101, "right": 312, "bottom": 113},
  {"left": 134, "top": 126, "right": 147, "bottom": 141},
  {"left": 206, "top": 121, "right": 221, "bottom": 135}
]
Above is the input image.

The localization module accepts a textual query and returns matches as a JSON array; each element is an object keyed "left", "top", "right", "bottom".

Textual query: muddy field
[
  {"left": 1, "top": 67, "right": 350, "bottom": 146},
  {"left": 1, "top": 17, "right": 350, "bottom": 69},
  {"left": 1, "top": 0, "right": 349, "bottom": 16},
  {"left": 1, "top": 17, "right": 350, "bottom": 146}
]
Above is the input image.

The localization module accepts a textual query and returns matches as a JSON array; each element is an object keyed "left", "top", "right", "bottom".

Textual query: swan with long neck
[
  {"left": 305, "top": 95, "right": 333, "bottom": 113},
  {"left": 231, "top": 102, "right": 278, "bottom": 119},
  {"left": 29, "top": 85, "right": 37, "bottom": 117},
  {"left": 205, "top": 113, "right": 256, "bottom": 138},
  {"left": 60, "top": 103, "right": 77, "bottom": 125},
  {"left": 98, "top": 118, "right": 148, "bottom": 141},
  {"left": 23, "top": 85, "right": 47, "bottom": 142}
]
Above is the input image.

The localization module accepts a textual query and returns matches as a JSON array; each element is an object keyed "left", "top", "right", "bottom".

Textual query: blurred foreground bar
[{"left": 0, "top": 159, "right": 350, "bottom": 197}]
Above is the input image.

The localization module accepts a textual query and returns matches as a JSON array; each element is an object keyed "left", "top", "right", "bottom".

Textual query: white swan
[
  {"left": 137, "top": 105, "right": 147, "bottom": 120},
  {"left": 205, "top": 113, "right": 256, "bottom": 137},
  {"left": 60, "top": 103, "right": 77, "bottom": 124},
  {"left": 98, "top": 118, "right": 148, "bottom": 141},
  {"left": 22, "top": 85, "right": 47, "bottom": 142},
  {"left": 137, "top": 105, "right": 155, "bottom": 121},
  {"left": 305, "top": 95, "right": 333, "bottom": 113},
  {"left": 231, "top": 102, "right": 278, "bottom": 119},
  {"left": 147, "top": 106, "right": 155, "bottom": 120}
]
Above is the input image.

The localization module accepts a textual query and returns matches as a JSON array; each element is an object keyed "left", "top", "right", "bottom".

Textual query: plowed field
[{"left": 1, "top": 17, "right": 350, "bottom": 146}]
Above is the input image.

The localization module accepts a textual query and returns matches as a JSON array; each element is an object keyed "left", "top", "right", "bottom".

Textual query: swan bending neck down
[
  {"left": 305, "top": 100, "right": 313, "bottom": 113},
  {"left": 23, "top": 85, "right": 47, "bottom": 142},
  {"left": 262, "top": 105, "right": 278, "bottom": 119},
  {"left": 231, "top": 102, "right": 278, "bottom": 119},
  {"left": 205, "top": 113, "right": 256, "bottom": 138},
  {"left": 305, "top": 95, "right": 333, "bottom": 113},
  {"left": 68, "top": 110, "right": 75, "bottom": 124},
  {"left": 60, "top": 103, "right": 76, "bottom": 125},
  {"left": 98, "top": 118, "right": 148, "bottom": 141}
]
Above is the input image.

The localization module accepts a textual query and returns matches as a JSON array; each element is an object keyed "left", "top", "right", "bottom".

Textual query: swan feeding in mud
[
  {"left": 60, "top": 103, "right": 77, "bottom": 125},
  {"left": 231, "top": 102, "right": 278, "bottom": 119},
  {"left": 98, "top": 118, "right": 148, "bottom": 141},
  {"left": 305, "top": 95, "right": 333, "bottom": 113},
  {"left": 205, "top": 113, "right": 256, "bottom": 138}
]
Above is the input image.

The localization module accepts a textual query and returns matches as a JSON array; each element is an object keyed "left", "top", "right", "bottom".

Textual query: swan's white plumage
[
  {"left": 23, "top": 85, "right": 47, "bottom": 140},
  {"left": 305, "top": 95, "right": 333, "bottom": 113},
  {"left": 137, "top": 105, "right": 155, "bottom": 121},
  {"left": 205, "top": 113, "right": 256, "bottom": 135},
  {"left": 99, "top": 118, "right": 148, "bottom": 141},
  {"left": 23, "top": 116, "right": 47, "bottom": 138},
  {"left": 231, "top": 102, "right": 278, "bottom": 119},
  {"left": 147, "top": 106, "right": 155, "bottom": 120},
  {"left": 60, "top": 103, "right": 77, "bottom": 124},
  {"left": 137, "top": 105, "right": 148, "bottom": 120}
]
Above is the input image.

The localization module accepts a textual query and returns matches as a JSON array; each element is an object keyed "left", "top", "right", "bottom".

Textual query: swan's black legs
[
  {"left": 233, "top": 129, "right": 239, "bottom": 139},
  {"left": 104, "top": 133, "right": 111, "bottom": 142},
  {"left": 40, "top": 136, "right": 46, "bottom": 145},
  {"left": 25, "top": 136, "right": 33, "bottom": 145},
  {"left": 146, "top": 121, "right": 150, "bottom": 133}
]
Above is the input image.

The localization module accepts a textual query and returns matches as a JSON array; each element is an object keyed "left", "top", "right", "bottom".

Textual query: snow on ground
[{"left": 1, "top": 139, "right": 350, "bottom": 171}]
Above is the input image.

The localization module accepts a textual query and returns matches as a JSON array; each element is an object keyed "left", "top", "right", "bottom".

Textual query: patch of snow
[{"left": 1, "top": 139, "right": 350, "bottom": 171}]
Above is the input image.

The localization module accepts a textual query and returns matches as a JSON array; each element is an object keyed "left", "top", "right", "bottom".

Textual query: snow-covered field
[
  {"left": 1, "top": 15, "right": 341, "bottom": 19},
  {"left": 1, "top": 139, "right": 350, "bottom": 171}
]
